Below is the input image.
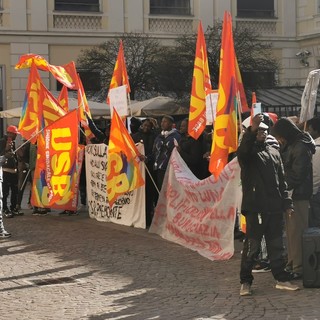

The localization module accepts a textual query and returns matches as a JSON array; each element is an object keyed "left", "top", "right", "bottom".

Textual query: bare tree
[{"left": 77, "top": 33, "right": 165, "bottom": 100}]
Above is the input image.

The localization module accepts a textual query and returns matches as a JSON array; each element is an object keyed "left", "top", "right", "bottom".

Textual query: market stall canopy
[
  {"left": 0, "top": 97, "right": 110, "bottom": 119},
  {"left": 129, "top": 96, "right": 188, "bottom": 117}
]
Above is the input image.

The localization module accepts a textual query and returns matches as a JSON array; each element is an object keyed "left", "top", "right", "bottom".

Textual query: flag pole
[{"left": 143, "top": 162, "right": 160, "bottom": 195}]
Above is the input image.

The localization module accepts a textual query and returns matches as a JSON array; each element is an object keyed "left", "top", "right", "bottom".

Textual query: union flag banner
[
  {"left": 15, "top": 53, "right": 49, "bottom": 70},
  {"left": 188, "top": 21, "right": 212, "bottom": 140},
  {"left": 107, "top": 40, "right": 131, "bottom": 103},
  {"left": 209, "top": 11, "right": 238, "bottom": 179},
  {"left": 235, "top": 59, "right": 249, "bottom": 112},
  {"left": 77, "top": 74, "right": 95, "bottom": 140},
  {"left": 107, "top": 108, "right": 144, "bottom": 207},
  {"left": 19, "top": 73, "right": 67, "bottom": 143},
  {"left": 31, "top": 110, "right": 81, "bottom": 210},
  {"left": 40, "top": 82, "right": 67, "bottom": 127},
  {"left": 58, "top": 85, "right": 69, "bottom": 112},
  {"left": 18, "top": 63, "right": 43, "bottom": 143},
  {"left": 77, "top": 74, "right": 92, "bottom": 123},
  {"left": 15, "top": 53, "right": 79, "bottom": 89}
]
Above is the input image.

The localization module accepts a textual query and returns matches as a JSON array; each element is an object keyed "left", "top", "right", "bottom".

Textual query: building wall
[{"left": 0, "top": 0, "right": 319, "bottom": 115}]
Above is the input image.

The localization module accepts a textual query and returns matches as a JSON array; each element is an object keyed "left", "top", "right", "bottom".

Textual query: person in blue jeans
[{"left": 238, "top": 114, "right": 298, "bottom": 296}]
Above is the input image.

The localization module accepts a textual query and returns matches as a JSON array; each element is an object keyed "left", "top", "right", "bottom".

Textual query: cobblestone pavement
[{"left": 1, "top": 207, "right": 320, "bottom": 320}]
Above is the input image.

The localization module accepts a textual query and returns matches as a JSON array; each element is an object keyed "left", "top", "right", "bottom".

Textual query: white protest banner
[
  {"left": 85, "top": 143, "right": 146, "bottom": 228},
  {"left": 205, "top": 90, "right": 218, "bottom": 124},
  {"left": 149, "top": 148, "right": 242, "bottom": 261},
  {"left": 109, "top": 85, "right": 128, "bottom": 117}
]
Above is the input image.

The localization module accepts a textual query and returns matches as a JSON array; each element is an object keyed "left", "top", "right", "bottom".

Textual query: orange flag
[
  {"left": 18, "top": 63, "right": 43, "bottom": 143},
  {"left": 58, "top": 86, "right": 69, "bottom": 112},
  {"left": 106, "top": 40, "right": 131, "bottom": 103},
  {"left": 18, "top": 63, "right": 67, "bottom": 143},
  {"left": 209, "top": 11, "right": 238, "bottom": 179},
  {"left": 235, "top": 59, "right": 249, "bottom": 112},
  {"left": 188, "top": 21, "right": 212, "bottom": 140},
  {"left": 107, "top": 108, "right": 144, "bottom": 207},
  {"left": 15, "top": 53, "right": 79, "bottom": 89},
  {"left": 31, "top": 110, "right": 79, "bottom": 209},
  {"left": 77, "top": 74, "right": 95, "bottom": 141}
]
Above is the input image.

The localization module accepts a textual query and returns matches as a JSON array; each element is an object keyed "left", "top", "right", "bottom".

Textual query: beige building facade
[{"left": 0, "top": 0, "right": 320, "bottom": 119}]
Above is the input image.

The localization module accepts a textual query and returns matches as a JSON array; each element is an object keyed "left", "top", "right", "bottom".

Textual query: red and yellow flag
[
  {"left": 107, "top": 40, "right": 131, "bottom": 103},
  {"left": 209, "top": 11, "right": 238, "bottom": 179},
  {"left": 235, "top": 59, "right": 249, "bottom": 112},
  {"left": 77, "top": 74, "right": 95, "bottom": 141},
  {"left": 31, "top": 110, "right": 79, "bottom": 210},
  {"left": 18, "top": 63, "right": 68, "bottom": 143},
  {"left": 188, "top": 21, "right": 212, "bottom": 140},
  {"left": 18, "top": 63, "right": 43, "bottom": 143},
  {"left": 58, "top": 85, "right": 69, "bottom": 112},
  {"left": 15, "top": 53, "right": 79, "bottom": 89},
  {"left": 107, "top": 108, "right": 144, "bottom": 207}
]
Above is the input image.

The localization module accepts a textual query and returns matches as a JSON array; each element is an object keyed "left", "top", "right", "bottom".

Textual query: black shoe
[
  {"left": 291, "top": 272, "right": 302, "bottom": 280},
  {"left": 0, "top": 230, "right": 11, "bottom": 238},
  {"left": 3, "top": 209, "right": 14, "bottom": 218},
  {"left": 59, "top": 210, "right": 69, "bottom": 215},
  {"left": 68, "top": 210, "right": 78, "bottom": 216},
  {"left": 37, "top": 210, "right": 48, "bottom": 216},
  {"left": 12, "top": 209, "right": 24, "bottom": 216}
]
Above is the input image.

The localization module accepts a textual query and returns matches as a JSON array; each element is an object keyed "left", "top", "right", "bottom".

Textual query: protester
[
  {"left": 0, "top": 125, "right": 20, "bottom": 218},
  {"left": 306, "top": 117, "right": 320, "bottom": 227},
  {"left": 272, "top": 117, "right": 315, "bottom": 279},
  {"left": 153, "top": 115, "right": 180, "bottom": 196},
  {"left": 176, "top": 118, "right": 203, "bottom": 179},
  {"left": 238, "top": 114, "right": 298, "bottom": 296},
  {"left": 132, "top": 118, "right": 157, "bottom": 227},
  {"left": 0, "top": 155, "right": 11, "bottom": 237},
  {"left": 200, "top": 125, "right": 213, "bottom": 179},
  {"left": 16, "top": 139, "right": 30, "bottom": 212},
  {"left": 130, "top": 117, "right": 142, "bottom": 134}
]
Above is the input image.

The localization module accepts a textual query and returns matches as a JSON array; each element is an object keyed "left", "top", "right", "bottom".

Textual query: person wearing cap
[
  {"left": 238, "top": 114, "right": 298, "bottom": 296},
  {"left": 0, "top": 125, "right": 21, "bottom": 218}
]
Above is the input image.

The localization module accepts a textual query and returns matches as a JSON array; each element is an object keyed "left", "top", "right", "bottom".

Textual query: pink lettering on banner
[
  {"left": 209, "top": 206, "right": 236, "bottom": 221},
  {"left": 170, "top": 158, "right": 183, "bottom": 173},
  {"left": 150, "top": 149, "right": 240, "bottom": 261},
  {"left": 165, "top": 183, "right": 180, "bottom": 200},
  {"left": 199, "top": 188, "right": 224, "bottom": 203},
  {"left": 166, "top": 223, "right": 206, "bottom": 249}
]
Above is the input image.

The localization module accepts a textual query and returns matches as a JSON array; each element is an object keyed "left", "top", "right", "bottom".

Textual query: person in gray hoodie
[{"left": 272, "top": 117, "right": 316, "bottom": 279}]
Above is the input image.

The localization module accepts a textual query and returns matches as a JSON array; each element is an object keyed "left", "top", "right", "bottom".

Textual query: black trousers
[
  {"left": 240, "top": 212, "right": 291, "bottom": 284},
  {"left": 2, "top": 171, "right": 18, "bottom": 211}
]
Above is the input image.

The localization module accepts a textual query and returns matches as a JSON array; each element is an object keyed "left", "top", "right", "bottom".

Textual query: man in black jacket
[
  {"left": 0, "top": 126, "right": 20, "bottom": 218},
  {"left": 272, "top": 117, "right": 315, "bottom": 279},
  {"left": 238, "top": 114, "right": 298, "bottom": 296}
]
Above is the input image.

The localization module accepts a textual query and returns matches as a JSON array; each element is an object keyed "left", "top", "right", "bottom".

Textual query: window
[
  {"left": 237, "top": 0, "right": 274, "bottom": 19},
  {"left": 150, "top": 0, "right": 191, "bottom": 15},
  {"left": 55, "top": 0, "right": 100, "bottom": 13}
]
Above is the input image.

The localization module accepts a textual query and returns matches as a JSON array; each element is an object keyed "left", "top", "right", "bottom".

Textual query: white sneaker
[
  {"left": 240, "top": 283, "right": 252, "bottom": 296},
  {"left": 275, "top": 281, "right": 299, "bottom": 291}
]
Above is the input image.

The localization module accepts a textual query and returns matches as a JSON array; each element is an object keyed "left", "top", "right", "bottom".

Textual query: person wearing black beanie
[{"left": 272, "top": 117, "right": 316, "bottom": 279}]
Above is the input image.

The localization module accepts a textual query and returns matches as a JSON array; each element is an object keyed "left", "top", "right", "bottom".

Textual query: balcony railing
[
  {"left": 53, "top": 14, "right": 102, "bottom": 30},
  {"left": 149, "top": 17, "right": 193, "bottom": 34},
  {"left": 236, "top": 19, "right": 277, "bottom": 36}
]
